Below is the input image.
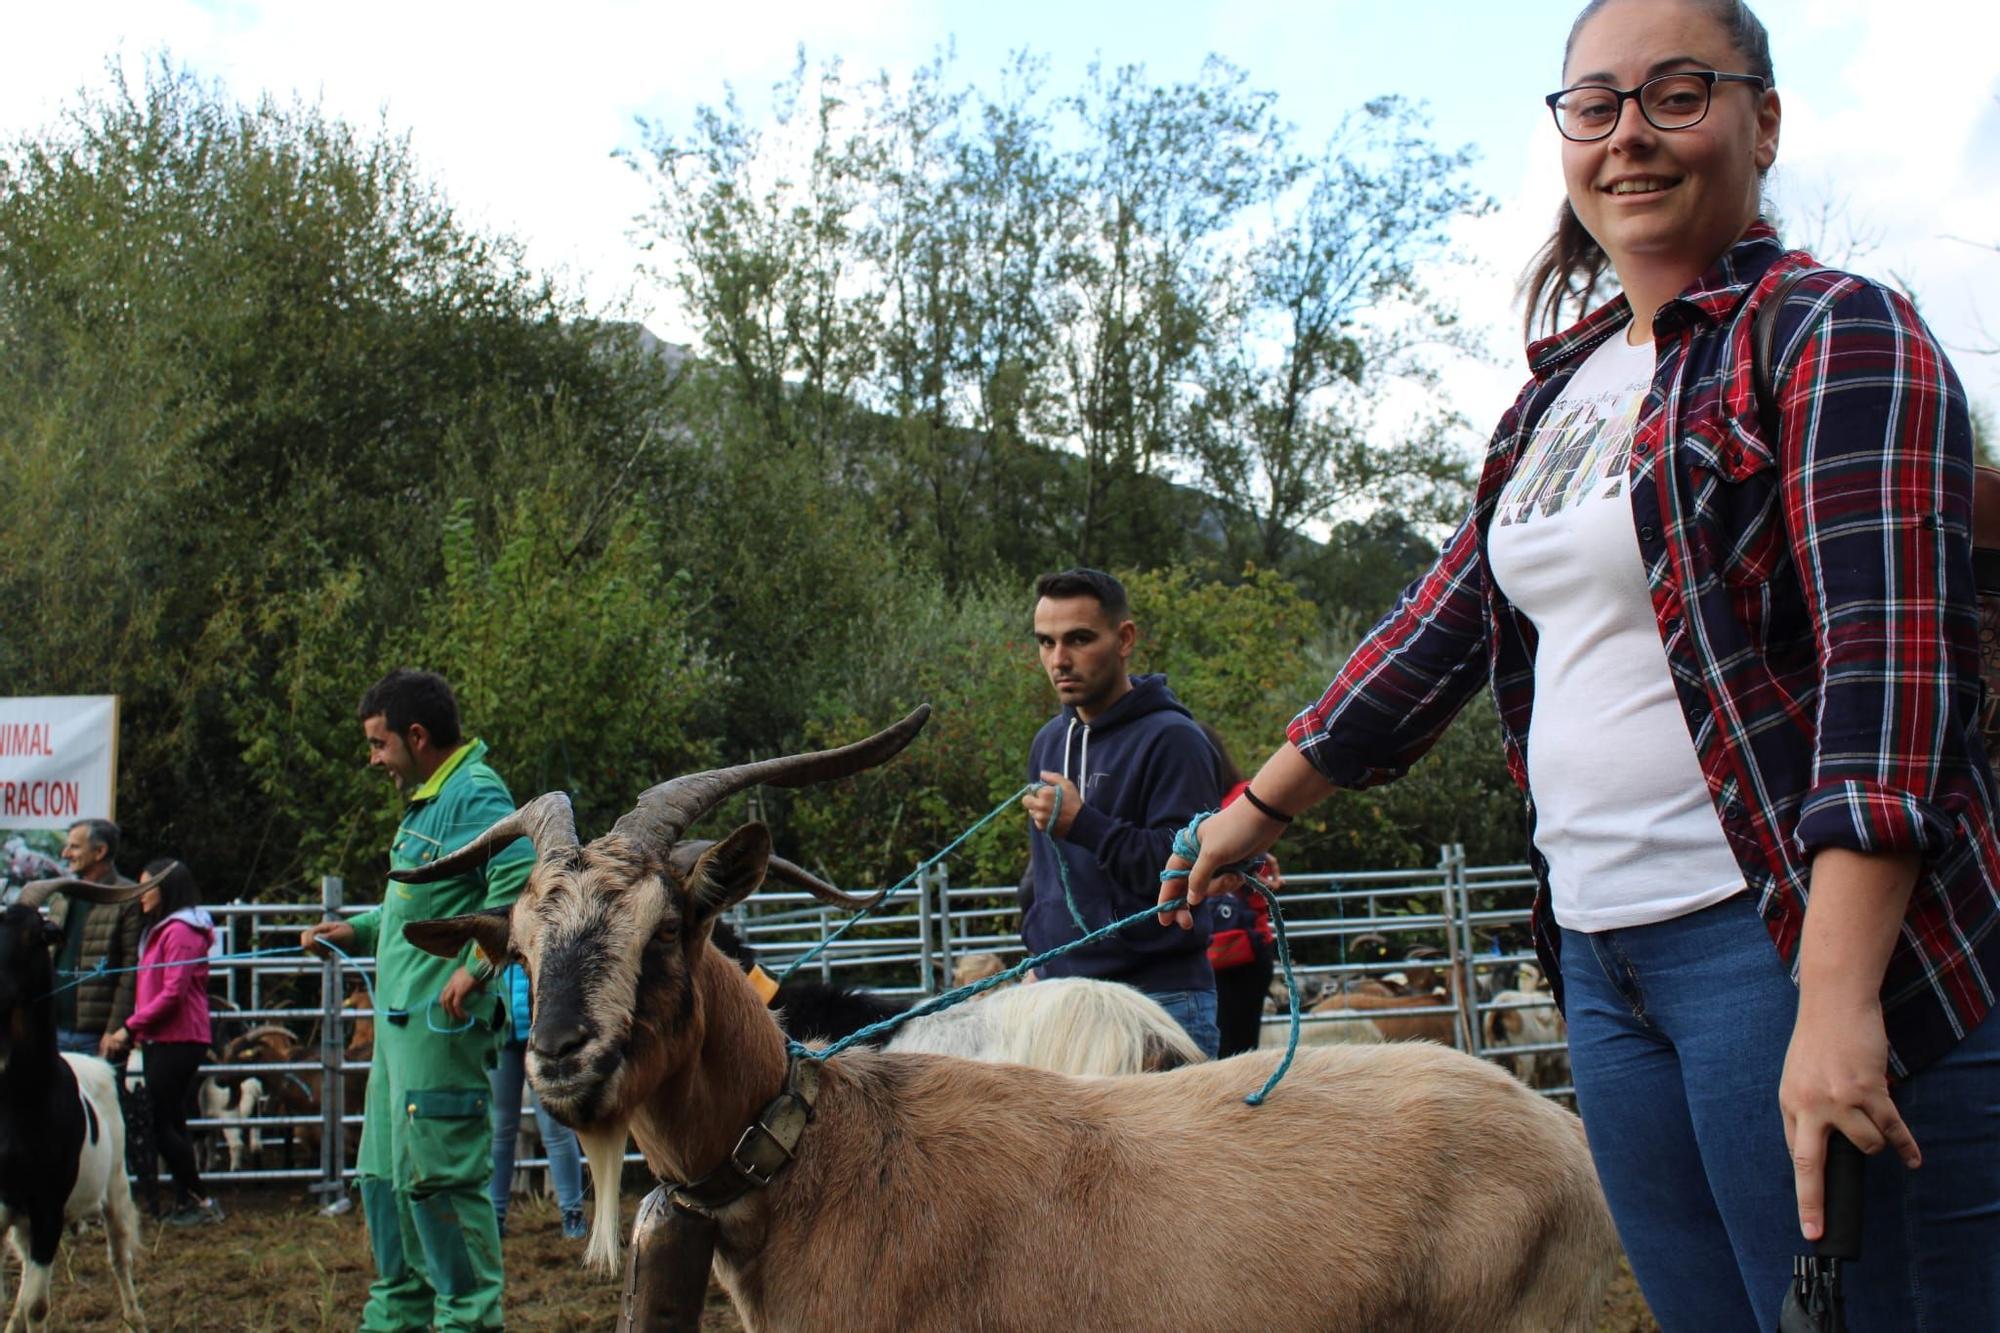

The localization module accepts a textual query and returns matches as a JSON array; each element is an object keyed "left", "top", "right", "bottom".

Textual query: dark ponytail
[
  {"left": 140, "top": 857, "right": 201, "bottom": 932},
  {"left": 1521, "top": 0, "right": 1777, "bottom": 340}
]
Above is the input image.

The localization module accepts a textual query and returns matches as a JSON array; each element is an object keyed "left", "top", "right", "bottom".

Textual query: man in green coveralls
[{"left": 303, "top": 668, "right": 530, "bottom": 1332}]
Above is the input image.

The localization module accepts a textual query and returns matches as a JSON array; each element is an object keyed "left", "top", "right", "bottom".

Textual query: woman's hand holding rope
[
  {"left": 1157, "top": 741, "right": 1331, "bottom": 929},
  {"left": 1155, "top": 798, "right": 1279, "bottom": 929}
]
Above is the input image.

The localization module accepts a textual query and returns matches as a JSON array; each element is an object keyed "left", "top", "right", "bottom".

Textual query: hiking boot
[{"left": 561, "top": 1208, "right": 587, "bottom": 1241}]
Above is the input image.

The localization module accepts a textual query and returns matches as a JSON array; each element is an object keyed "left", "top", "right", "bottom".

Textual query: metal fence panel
[{"left": 165, "top": 847, "right": 1562, "bottom": 1195}]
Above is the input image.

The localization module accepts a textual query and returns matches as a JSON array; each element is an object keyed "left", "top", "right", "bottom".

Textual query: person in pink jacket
[{"left": 103, "top": 858, "right": 223, "bottom": 1226}]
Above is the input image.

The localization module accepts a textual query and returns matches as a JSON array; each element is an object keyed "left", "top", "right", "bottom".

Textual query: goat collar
[
  {"left": 618, "top": 1055, "right": 820, "bottom": 1333},
  {"left": 669, "top": 1051, "right": 820, "bottom": 1216}
]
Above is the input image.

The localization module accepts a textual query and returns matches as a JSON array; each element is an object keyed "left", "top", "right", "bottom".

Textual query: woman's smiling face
[{"left": 1560, "top": 0, "right": 1779, "bottom": 284}]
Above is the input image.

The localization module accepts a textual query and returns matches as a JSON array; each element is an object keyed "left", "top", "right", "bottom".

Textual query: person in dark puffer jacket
[{"left": 22, "top": 817, "right": 143, "bottom": 1056}]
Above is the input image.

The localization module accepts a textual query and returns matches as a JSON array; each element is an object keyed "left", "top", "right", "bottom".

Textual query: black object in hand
[{"left": 1778, "top": 1131, "right": 1866, "bottom": 1333}]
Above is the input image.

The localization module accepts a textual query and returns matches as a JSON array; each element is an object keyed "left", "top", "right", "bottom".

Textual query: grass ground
[{"left": 19, "top": 1186, "right": 1657, "bottom": 1330}]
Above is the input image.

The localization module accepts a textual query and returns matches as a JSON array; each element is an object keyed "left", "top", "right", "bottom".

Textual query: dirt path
[{"left": 24, "top": 1187, "right": 1655, "bottom": 1330}]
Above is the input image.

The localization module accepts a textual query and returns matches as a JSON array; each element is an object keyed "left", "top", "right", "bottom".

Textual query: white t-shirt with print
[{"left": 1487, "top": 332, "right": 1742, "bottom": 932}]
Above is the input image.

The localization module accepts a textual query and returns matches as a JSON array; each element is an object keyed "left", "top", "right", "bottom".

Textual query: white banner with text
[{"left": 0, "top": 695, "right": 119, "bottom": 828}]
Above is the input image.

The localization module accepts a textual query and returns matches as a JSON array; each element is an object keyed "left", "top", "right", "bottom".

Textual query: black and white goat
[{"left": 0, "top": 884, "right": 145, "bottom": 1331}]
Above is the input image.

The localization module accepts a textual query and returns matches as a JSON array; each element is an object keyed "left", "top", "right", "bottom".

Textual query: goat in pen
[{"left": 400, "top": 709, "right": 1619, "bottom": 1332}]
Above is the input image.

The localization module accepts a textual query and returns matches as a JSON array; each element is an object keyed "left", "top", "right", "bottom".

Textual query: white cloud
[{"left": 3, "top": 0, "right": 922, "bottom": 332}]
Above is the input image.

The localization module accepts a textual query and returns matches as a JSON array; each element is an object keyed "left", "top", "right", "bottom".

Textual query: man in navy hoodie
[{"left": 1019, "top": 568, "right": 1222, "bottom": 1055}]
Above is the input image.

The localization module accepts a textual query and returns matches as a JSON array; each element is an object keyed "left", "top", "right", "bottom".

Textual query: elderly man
[
  {"left": 303, "top": 669, "right": 530, "bottom": 1333},
  {"left": 21, "top": 819, "right": 143, "bottom": 1056}
]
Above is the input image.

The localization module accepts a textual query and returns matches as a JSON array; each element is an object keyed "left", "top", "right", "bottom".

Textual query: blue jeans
[
  {"left": 56, "top": 1029, "right": 98, "bottom": 1055},
  {"left": 489, "top": 1041, "right": 584, "bottom": 1217},
  {"left": 1146, "top": 987, "right": 1220, "bottom": 1058},
  {"left": 1561, "top": 894, "right": 2000, "bottom": 1331}
]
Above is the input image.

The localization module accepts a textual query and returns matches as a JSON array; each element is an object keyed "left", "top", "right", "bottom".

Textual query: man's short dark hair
[
  {"left": 1033, "top": 568, "right": 1131, "bottom": 623},
  {"left": 357, "top": 668, "right": 464, "bottom": 750},
  {"left": 67, "top": 818, "right": 119, "bottom": 862}
]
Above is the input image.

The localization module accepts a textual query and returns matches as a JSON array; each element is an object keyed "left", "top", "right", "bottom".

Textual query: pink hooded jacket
[{"left": 123, "top": 908, "right": 215, "bottom": 1047}]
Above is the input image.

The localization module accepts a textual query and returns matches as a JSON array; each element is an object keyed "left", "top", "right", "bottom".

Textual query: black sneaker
[
  {"left": 561, "top": 1208, "right": 587, "bottom": 1241},
  {"left": 167, "top": 1198, "right": 224, "bottom": 1227}
]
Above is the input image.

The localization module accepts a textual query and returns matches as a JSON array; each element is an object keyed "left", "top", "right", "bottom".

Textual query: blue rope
[
  {"left": 787, "top": 895, "right": 1195, "bottom": 1060},
  {"left": 316, "top": 938, "right": 380, "bottom": 1020},
  {"left": 44, "top": 944, "right": 308, "bottom": 1000},
  {"left": 1159, "top": 813, "right": 1300, "bottom": 1105},
  {"left": 792, "top": 810, "right": 1304, "bottom": 1107},
  {"left": 43, "top": 924, "right": 477, "bottom": 1036},
  {"left": 316, "top": 938, "right": 471, "bottom": 1033},
  {"left": 777, "top": 783, "right": 1037, "bottom": 983},
  {"left": 422, "top": 999, "right": 475, "bottom": 1034},
  {"left": 1042, "top": 783, "right": 1091, "bottom": 932}
]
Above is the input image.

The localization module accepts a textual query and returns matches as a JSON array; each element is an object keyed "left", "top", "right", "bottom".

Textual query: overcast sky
[{"left": 9, "top": 0, "right": 1997, "bottom": 438}]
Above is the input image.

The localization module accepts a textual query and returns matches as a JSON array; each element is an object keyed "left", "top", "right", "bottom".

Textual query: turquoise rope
[
  {"left": 779, "top": 779, "right": 1090, "bottom": 983},
  {"left": 1159, "top": 812, "right": 1299, "bottom": 1106},
  {"left": 42, "top": 933, "right": 435, "bottom": 1035},
  {"left": 316, "top": 937, "right": 380, "bottom": 1020},
  {"left": 777, "top": 783, "right": 1037, "bottom": 983},
  {"left": 41, "top": 923, "right": 476, "bottom": 1037},
  {"left": 1042, "top": 783, "right": 1091, "bottom": 932},
  {"left": 422, "top": 998, "right": 475, "bottom": 1034},
  {"left": 44, "top": 944, "right": 307, "bottom": 1000},
  {"left": 315, "top": 938, "right": 471, "bottom": 1034},
  {"left": 792, "top": 810, "right": 1303, "bottom": 1107},
  {"left": 787, "top": 895, "right": 1196, "bottom": 1060}
]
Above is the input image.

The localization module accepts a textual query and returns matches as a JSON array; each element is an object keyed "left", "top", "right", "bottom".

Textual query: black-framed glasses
[{"left": 1545, "top": 71, "right": 1768, "bottom": 142}]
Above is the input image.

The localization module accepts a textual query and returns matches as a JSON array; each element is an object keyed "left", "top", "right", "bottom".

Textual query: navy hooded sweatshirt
[{"left": 1019, "top": 673, "right": 1220, "bottom": 993}]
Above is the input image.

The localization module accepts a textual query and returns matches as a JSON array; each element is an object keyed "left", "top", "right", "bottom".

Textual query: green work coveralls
[{"left": 345, "top": 739, "right": 531, "bottom": 1332}]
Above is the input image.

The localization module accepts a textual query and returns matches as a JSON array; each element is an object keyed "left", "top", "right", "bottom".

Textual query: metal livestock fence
[{"left": 172, "top": 847, "right": 1564, "bottom": 1199}]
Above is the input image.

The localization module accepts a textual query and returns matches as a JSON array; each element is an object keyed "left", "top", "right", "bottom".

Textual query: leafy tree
[
  {"left": 1047, "top": 59, "right": 1294, "bottom": 568},
  {"left": 1, "top": 53, "right": 1522, "bottom": 909},
  {"left": 0, "top": 61, "right": 677, "bottom": 890},
  {"left": 627, "top": 55, "right": 876, "bottom": 466},
  {"left": 1191, "top": 98, "right": 1489, "bottom": 565},
  {"left": 629, "top": 54, "right": 1487, "bottom": 586}
]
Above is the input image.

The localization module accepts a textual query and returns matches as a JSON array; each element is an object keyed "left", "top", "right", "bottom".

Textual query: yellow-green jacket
[{"left": 346, "top": 738, "right": 531, "bottom": 1014}]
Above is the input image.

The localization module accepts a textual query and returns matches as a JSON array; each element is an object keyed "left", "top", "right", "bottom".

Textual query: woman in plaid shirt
[{"left": 1160, "top": 0, "right": 1999, "bottom": 1325}]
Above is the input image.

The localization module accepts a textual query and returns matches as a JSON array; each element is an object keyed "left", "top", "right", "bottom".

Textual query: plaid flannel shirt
[{"left": 1289, "top": 224, "right": 1998, "bottom": 1077}]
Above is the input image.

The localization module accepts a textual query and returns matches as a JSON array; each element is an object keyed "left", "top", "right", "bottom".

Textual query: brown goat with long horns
[{"left": 400, "top": 709, "right": 1618, "bottom": 1331}]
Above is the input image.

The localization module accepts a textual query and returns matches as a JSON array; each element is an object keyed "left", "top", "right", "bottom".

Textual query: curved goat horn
[
  {"left": 390, "top": 790, "right": 580, "bottom": 885},
  {"left": 667, "top": 840, "right": 890, "bottom": 912},
  {"left": 611, "top": 705, "right": 931, "bottom": 856},
  {"left": 17, "top": 877, "right": 148, "bottom": 908}
]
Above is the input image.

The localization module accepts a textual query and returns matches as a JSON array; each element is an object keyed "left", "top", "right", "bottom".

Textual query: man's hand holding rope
[{"left": 1022, "top": 772, "right": 1082, "bottom": 837}]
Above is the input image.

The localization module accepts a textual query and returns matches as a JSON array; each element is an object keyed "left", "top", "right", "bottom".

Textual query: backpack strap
[{"left": 1752, "top": 263, "right": 1823, "bottom": 444}]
